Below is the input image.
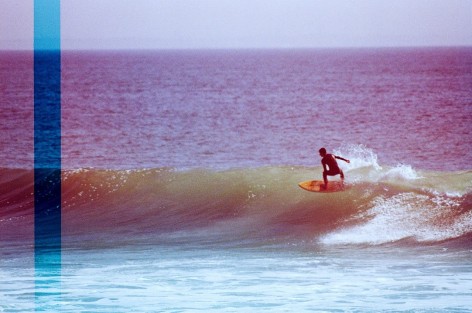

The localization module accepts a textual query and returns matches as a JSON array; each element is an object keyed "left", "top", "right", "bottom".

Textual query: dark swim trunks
[
  {"left": 322, "top": 154, "right": 341, "bottom": 176},
  {"left": 323, "top": 168, "right": 341, "bottom": 176}
]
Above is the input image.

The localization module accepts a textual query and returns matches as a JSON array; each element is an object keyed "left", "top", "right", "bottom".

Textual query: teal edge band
[{"left": 34, "top": 0, "right": 62, "bottom": 308}]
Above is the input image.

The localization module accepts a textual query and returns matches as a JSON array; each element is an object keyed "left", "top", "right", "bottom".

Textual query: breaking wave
[{"left": 1, "top": 159, "right": 471, "bottom": 249}]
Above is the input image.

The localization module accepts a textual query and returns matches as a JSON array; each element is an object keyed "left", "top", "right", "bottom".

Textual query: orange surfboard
[{"left": 298, "top": 180, "right": 346, "bottom": 193}]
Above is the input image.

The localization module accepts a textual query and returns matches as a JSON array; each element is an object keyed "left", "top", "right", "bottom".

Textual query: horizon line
[{"left": 2, "top": 44, "right": 472, "bottom": 52}]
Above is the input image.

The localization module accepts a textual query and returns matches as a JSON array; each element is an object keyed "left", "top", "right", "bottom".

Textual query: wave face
[{"left": 2, "top": 162, "right": 471, "bottom": 249}]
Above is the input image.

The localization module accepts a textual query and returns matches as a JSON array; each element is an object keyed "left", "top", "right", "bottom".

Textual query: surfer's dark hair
[{"left": 319, "top": 148, "right": 326, "bottom": 154}]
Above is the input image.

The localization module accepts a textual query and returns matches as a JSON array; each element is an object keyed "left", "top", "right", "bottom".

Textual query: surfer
[{"left": 318, "top": 148, "right": 350, "bottom": 189}]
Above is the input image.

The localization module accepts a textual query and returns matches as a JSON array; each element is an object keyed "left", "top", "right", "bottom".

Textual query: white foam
[
  {"left": 320, "top": 192, "right": 470, "bottom": 245},
  {"left": 381, "top": 164, "right": 422, "bottom": 181}
]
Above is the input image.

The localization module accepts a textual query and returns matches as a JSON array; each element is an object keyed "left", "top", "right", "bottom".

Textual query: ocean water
[{"left": 1, "top": 48, "right": 472, "bottom": 312}]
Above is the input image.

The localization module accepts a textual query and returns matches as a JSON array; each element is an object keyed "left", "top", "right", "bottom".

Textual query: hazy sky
[{"left": 1, "top": 0, "right": 472, "bottom": 50}]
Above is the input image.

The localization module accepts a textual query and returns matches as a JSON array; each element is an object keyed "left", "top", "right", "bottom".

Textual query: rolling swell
[{"left": 1, "top": 166, "right": 471, "bottom": 248}]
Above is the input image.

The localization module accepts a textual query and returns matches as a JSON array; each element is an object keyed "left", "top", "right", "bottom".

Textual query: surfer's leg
[
  {"left": 323, "top": 171, "right": 328, "bottom": 189},
  {"left": 340, "top": 169, "right": 344, "bottom": 180}
]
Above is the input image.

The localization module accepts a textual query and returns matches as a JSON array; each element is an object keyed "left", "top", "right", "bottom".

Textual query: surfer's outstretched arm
[{"left": 335, "top": 155, "right": 350, "bottom": 163}]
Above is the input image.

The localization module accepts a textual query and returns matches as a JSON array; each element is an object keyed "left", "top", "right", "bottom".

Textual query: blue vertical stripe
[
  {"left": 34, "top": 0, "right": 61, "bottom": 51},
  {"left": 34, "top": 0, "right": 62, "bottom": 308}
]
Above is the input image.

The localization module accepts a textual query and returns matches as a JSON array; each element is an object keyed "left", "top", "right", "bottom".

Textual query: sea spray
[{"left": 334, "top": 144, "right": 382, "bottom": 172}]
